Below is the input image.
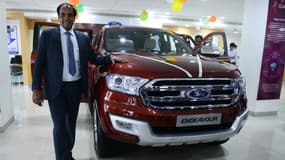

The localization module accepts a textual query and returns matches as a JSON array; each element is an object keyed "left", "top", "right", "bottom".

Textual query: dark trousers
[{"left": 48, "top": 80, "right": 82, "bottom": 160}]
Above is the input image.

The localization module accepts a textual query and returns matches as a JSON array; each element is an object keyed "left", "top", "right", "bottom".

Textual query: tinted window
[{"left": 104, "top": 28, "right": 193, "bottom": 55}]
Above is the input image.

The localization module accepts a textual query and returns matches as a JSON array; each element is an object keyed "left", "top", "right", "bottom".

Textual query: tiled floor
[{"left": 0, "top": 84, "right": 285, "bottom": 160}]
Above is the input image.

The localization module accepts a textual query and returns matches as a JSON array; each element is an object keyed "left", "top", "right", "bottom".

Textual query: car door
[
  {"left": 176, "top": 33, "right": 196, "bottom": 50},
  {"left": 31, "top": 22, "right": 59, "bottom": 73},
  {"left": 199, "top": 32, "right": 233, "bottom": 64},
  {"left": 177, "top": 32, "right": 233, "bottom": 64}
]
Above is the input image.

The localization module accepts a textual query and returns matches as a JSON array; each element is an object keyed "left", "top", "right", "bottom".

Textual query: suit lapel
[
  {"left": 54, "top": 27, "right": 64, "bottom": 65},
  {"left": 74, "top": 31, "right": 84, "bottom": 66},
  {"left": 55, "top": 27, "right": 62, "bottom": 54}
]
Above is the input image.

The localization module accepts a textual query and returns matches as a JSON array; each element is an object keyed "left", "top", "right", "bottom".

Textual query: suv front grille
[{"left": 140, "top": 78, "right": 239, "bottom": 110}]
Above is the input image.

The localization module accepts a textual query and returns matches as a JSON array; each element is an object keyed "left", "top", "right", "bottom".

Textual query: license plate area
[{"left": 176, "top": 113, "right": 222, "bottom": 127}]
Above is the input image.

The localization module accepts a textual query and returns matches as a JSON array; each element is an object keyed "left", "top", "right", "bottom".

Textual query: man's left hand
[{"left": 110, "top": 55, "right": 128, "bottom": 64}]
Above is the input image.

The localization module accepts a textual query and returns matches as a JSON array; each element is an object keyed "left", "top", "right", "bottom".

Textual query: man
[
  {"left": 228, "top": 42, "right": 238, "bottom": 65},
  {"left": 194, "top": 35, "right": 203, "bottom": 47},
  {"left": 32, "top": 3, "right": 126, "bottom": 160},
  {"left": 194, "top": 35, "right": 203, "bottom": 54}
]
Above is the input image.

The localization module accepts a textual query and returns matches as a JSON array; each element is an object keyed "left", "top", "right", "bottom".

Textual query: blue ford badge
[{"left": 186, "top": 88, "right": 210, "bottom": 99}]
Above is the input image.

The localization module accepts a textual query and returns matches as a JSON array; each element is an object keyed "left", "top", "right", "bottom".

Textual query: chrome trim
[
  {"left": 140, "top": 78, "right": 241, "bottom": 110},
  {"left": 196, "top": 55, "right": 203, "bottom": 77},
  {"left": 109, "top": 109, "right": 248, "bottom": 146}
]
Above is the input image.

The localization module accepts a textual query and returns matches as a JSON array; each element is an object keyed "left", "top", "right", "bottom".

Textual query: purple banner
[{"left": 257, "top": 0, "right": 285, "bottom": 100}]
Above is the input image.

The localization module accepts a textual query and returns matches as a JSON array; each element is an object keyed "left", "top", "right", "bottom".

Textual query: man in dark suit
[{"left": 32, "top": 3, "right": 126, "bottom": 160}]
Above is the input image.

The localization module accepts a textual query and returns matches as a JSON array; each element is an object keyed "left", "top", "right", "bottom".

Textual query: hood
[{"left": 109, "top": 52, "right": 241, "bottom": 79}]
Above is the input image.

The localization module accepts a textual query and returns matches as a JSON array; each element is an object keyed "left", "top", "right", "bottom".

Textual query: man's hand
[
  {"left": 110, "top": 55, "right": 128, "bottom": 64},
  {"left": 32, "top": 89, "right": 44, "bottom": 106}
]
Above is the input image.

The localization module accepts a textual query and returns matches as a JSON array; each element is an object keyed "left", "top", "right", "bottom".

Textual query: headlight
[
  {"left": 236, "top": 76, "right": 246, "bottom": 94},
  {"left": 106, "top": 73, "right": 149, "bottom": 95}
]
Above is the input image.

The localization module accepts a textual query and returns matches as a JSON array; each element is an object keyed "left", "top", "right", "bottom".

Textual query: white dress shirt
[
  {"left": 60, "top": 27, "right": 81, "bottom": 81},
  {"left": 228, "top": 49, "right": 238, "bottom": 64}
]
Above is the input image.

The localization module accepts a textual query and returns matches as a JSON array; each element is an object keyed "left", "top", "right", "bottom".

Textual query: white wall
[
  {"left": 226, "top": 32, "right": 241, "bottom": 48},
  {"left": 239, "top": 0, "right": 282, "bottom": 115},
  {"left": 0, "top": 1, "right": 14, "bottom": 132}
]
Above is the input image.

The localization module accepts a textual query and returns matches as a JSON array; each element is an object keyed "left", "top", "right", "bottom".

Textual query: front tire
[{"left": 92, "top": 99, "right": 118, "bottom": 158}]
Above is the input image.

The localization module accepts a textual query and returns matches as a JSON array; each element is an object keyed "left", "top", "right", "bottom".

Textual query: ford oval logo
[{"left": 185, "top": 88, "right": 210, "bottom": 99}]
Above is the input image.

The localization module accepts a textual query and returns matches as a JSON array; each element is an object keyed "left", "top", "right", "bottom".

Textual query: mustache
[{"left": 63, "top": 20, "right": 72, "bottom": 23}]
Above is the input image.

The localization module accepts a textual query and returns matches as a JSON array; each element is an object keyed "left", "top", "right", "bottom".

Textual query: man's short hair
[
  {"left": 195, "top": 35, "right": 203, "bottom": 41},
  {"left": 56, "top": 3, "right": 77, "bottom": 17},
  {"left": 230, "top": 42, "right": 237, "bottom": 48}
]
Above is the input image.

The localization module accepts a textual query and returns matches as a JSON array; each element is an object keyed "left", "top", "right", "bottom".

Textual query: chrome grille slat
[
  {"left": 140, "top": 78, "right": 239, "bottom": 110},
  {"left": 146, "top": 96, "right": 233, "bottom": 102}
]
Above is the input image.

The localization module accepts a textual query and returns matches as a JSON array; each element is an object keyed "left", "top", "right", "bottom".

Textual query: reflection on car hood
[{"left": 110, "top": 52, "right": 240, "bottom": 79}]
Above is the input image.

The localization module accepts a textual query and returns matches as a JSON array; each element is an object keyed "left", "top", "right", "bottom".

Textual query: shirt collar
[{"left": 60, "top": 26, "right": 75, "bottom": 36}]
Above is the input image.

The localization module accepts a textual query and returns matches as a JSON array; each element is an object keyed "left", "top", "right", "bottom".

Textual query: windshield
[{"left": 104, "top": 28, "right": 193, "bottom": 55}]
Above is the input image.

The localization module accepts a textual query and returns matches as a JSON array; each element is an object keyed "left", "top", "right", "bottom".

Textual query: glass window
[{"left": 104, "top": 28, "right": 193, "bottom": 55}]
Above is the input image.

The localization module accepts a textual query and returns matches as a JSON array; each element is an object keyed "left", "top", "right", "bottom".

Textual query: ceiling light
[
  {"left": 46, "top": 17, "right": 51, "bottom": 22},
  {"left": 196, "top": 26, "right": 201, "bottom": 30},
  {"left": 233, "top": 28, "right": 239, "bottom": 34}
]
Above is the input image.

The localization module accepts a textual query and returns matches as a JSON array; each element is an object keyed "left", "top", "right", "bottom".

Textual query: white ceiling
[{"left": 5, "top": 0, "right": 245, "bottom": 29}]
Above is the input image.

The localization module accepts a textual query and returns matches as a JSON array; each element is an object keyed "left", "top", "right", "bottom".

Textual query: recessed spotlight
[
  {"left": 233, "top": 28, "right": 239, "bottom": 34},
  {"left": 196, "top": 26, "right": 201, "bottom": 30},
  {"left": 46, "top": 17, "right": 51, "bottom": 22}
]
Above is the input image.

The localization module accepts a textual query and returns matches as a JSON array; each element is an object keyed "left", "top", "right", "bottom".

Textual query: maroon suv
[{"left": 32, "top": 22, "right": 248, "bottom": 158}]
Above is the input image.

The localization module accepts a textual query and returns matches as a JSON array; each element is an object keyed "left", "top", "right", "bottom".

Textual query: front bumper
[{"left": 109, "top": 108, "right": 248, "bottom": 146}]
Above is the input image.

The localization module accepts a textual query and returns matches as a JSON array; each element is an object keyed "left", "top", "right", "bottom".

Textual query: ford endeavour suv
[
  {"left": 31, "top": 22, "right": 248, "bottom": 158},
  {"left": 91, "top": 26, "right": 248, "bottom": 157}
]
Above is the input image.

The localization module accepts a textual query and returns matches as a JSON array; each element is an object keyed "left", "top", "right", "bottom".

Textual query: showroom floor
[{"left": 0, "top": 84, "right": 285, "bottom": 160}]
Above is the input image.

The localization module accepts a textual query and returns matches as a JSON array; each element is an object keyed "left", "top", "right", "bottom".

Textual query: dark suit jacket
[{"left": 32, "top": 27, "right": 112, "bottom": 100}]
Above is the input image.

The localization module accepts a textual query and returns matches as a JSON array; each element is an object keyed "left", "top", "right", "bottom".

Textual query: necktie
[{"left": 65, "top": 32, "right": 76, "bottom": 76}]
